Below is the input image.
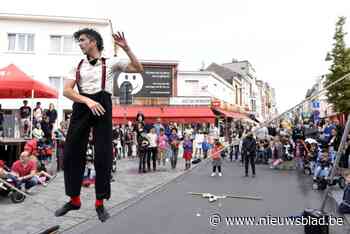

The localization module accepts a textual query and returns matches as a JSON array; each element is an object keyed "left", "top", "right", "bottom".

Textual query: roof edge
[{"left": 0, "top": 12, "right": 110, "bottom": 25}]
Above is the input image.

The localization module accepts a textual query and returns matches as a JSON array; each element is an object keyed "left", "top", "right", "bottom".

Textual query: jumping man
[{"left": 54, "top": 28, "right": 143, "bottom": 222}]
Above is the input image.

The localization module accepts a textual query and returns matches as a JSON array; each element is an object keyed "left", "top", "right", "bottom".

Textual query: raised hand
[{"left": 112, "top": 32, "right": 129, "bottom": 50}]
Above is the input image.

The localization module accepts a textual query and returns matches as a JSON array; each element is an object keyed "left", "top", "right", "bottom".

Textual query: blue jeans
[
  {"left": 295, "top": 158, "right": 304, "bottom": 170},
  {"left": 313, "top": 166, "right": 330, "bottom": 178},
  {"left": 256, "top": 150, "right": 266, "bottom": 163},
  {"left": 7, "top": 174, "right": 38, "bottom": 190}
]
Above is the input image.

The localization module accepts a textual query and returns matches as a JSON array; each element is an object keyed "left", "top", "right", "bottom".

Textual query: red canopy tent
[
  {"left": 0, "top": 64, "right": 58, "bottom": 98},
  {"left": 0, "top": 64, "right": 58, "bottom": 138}
]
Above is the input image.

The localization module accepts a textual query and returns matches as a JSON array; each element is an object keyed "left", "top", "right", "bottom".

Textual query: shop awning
[
  {"left": 213, "top": 108, "right": 247, "bottom": 119},
  {"left": 112, "top": 105, "right": 216, "bottom": 124},
  {"left": 0, "top": 64, "right": 58, "bottom": 98}
]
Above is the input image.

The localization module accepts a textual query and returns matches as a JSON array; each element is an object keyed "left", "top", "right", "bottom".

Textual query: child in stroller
[
  {"left": 313, "top": 149, "right": 331, "bottom": 190},
  {"left": 303, "top": 142, "right": 319, "bottom": 175}
]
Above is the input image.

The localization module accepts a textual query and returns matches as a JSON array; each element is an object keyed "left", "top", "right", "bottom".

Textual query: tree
[{"left": 325, "top": 16, "right": 350, "bottom": 113}]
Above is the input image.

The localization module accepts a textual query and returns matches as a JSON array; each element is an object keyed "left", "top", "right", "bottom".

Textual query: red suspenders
[
  {"left": 101, "top": 58, "right": 106, "bottom": 90},
  {"left": 75, "top": 58, "right": 107, "bottom": 93}
]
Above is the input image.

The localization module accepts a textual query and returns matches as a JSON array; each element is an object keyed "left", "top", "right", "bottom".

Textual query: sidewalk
[{"left": 0, "top": 157, "right": 191, "bottom": 234}]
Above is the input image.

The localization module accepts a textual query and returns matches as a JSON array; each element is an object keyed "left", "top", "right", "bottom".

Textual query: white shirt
[
  {"left": 184, "top": 128, "right": 193, "bottom": 138},
  {"left": 195, "top": 133, "right": 204, "bottom": 144},
  {"left": 65, "top": 57, "right": 128, "bottom": 95},
  {"left": 34, "top": 107, "right": 43, "bottom": 121},
  {"left": 32, "top": 128, "right": 44, "bottom": 140},
  {"left": 147, "top": 133, "right": 158, "bottom": 148}
]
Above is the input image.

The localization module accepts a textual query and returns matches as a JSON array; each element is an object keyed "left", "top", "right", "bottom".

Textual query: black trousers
[
  {"left": 63, "top": 91, "right": 112, "bottom": 200},
  {"left": 139, "top": 149, "right": 147, "bottom": 172},
  {"left": 244, "top": 154, "right": 256, "bottom": 175},
  {"left": 171, "top": 147, "right": 178, "bottom": 169},
  {"left": 203, "top": 149, "right": 208, "bottom": 159},
  {"left": 229, "top": 145, "right": 234, "bottom": 161},
  {"left": 339, "top": 153, "right": 349, "bottom": 168},
  {"left": 126, "top": 143, "right": 133, "bottom": 158},
  {"left": 234, "top": 145, "right": 239, "bottom": 160},
  {"left": 147, "top": 147, "right": 157, "bottom": 171},
  {"left": 213, "top": 165, "right": 221, "bottom": 173}
]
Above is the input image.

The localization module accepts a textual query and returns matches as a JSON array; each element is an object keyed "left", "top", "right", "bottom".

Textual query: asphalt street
[{"left": 77, "top": 159, "right": 349, "bottom": 234}]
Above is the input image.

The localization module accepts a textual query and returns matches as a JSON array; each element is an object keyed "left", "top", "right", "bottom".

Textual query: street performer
[{"left": 55, "top": 28, "right": 143, "bottom": 222}]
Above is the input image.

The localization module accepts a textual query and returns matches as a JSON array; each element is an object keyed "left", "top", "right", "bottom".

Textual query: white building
[
  {"left": 177, "top": 71, "right": 235, "bottom": 106},
  {"left": 0, "top": 13, "right": 115, "bottom": 125},
  {"left": 222, "top": 60, "right": 259, "bottom": 114},
  {"left": 255, "top": 80, "right": 264, "bottom": 121}
]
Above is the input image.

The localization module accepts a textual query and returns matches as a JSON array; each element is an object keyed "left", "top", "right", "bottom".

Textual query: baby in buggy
[
  {"left": 312, "top": 147, "right": 331, "bottom": 190},
  {"left": 303, "top": 142, "right": 320, "bottom": 175}
]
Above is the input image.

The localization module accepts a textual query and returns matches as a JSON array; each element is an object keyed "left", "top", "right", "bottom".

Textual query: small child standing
[
  {"left": 82, "top": 156, "right": 96, "bottom": 187},
  {"left": 202, "top": 134, "right": 211, "bottom": 159},
  {"left": 338, "top": 172, "right": 350, "bottom": 214},
  {"left": 183, "top": 135, "right": 193, "bottom": 170},
  {"left": 157, "top": 129, "right": 168, "bottom": 166},
  {"left": 211, "top": 140, "right": 223, "bottom": 177}
]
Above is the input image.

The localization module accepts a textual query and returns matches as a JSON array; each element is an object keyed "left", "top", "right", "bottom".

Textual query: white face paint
[{"left": 117, "top": 72, "right": 144, "bottom": 95}]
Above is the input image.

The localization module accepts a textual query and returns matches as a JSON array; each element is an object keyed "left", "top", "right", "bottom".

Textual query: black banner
[{"left": 113, "top": 67, "right": 173, "bottom": 97}]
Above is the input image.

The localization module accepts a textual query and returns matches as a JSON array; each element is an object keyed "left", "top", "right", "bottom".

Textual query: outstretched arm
[{"left": 113, "top": 32, "right": 143, "bottom": 73}]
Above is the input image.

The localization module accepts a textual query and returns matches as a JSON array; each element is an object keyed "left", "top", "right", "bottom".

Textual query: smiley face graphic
[{"left": 117, "top": 72, "right": 144, "bottom": 95}]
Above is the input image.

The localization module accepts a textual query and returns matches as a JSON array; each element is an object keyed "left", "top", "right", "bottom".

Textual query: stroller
[
  {"left": 0, "top": 163, "right": 26, "bottom": 203},
  {"left": 303, "top": 159, "right": 316, "bottom": 176},
  {"left": 326, "top": 165, "right": 346, "bottom": 189},
  {"left": 313, "top": 162, "right": 345, "bottom": 190}
]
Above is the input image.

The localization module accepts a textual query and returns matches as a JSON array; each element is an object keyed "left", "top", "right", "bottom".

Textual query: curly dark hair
[{"left": 73, "top": 28, "right": 104, "bottom": 52}]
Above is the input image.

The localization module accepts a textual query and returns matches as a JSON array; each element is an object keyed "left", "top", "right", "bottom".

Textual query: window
[
  {"left": 49, "top": 76, "right": 61, "bottom": 91},
  {"left": 185, "top": 80, "right": 200, "bottom": 95},
  {"left": 50, "top": 36, "right": 61, "bottom": 52},
  {"left": 7, "top": 33, "right": 35, "bottom": 52},
  {"left": 50, "top": 35, "right": 78, "bottom": 53}
]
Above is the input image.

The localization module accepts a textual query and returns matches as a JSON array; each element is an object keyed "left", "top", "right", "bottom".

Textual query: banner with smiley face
[{"left": 113, "top": 66, "right": 173, "bottom": 97}]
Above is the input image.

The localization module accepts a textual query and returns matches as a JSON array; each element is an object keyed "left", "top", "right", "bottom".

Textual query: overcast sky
[{"left": 3, "top": 0, "right": 350, "bottom": 112}]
